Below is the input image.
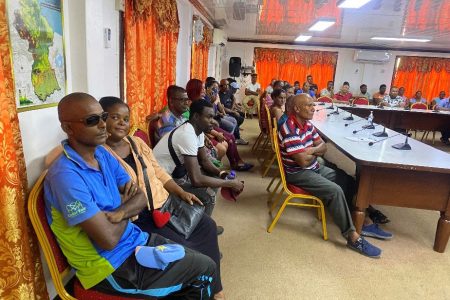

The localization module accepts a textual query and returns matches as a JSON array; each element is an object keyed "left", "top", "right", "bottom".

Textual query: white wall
[
  {"left": 176, "top": 0, "right": 193, "bottom": 87},
  {"left": 222, "top": 42, "right": 450, "bottom": 96}
]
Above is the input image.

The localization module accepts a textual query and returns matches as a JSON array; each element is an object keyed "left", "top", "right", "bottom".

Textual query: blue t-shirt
[{"left": 44, "top": 141, "right": 148, "bottom": 289}]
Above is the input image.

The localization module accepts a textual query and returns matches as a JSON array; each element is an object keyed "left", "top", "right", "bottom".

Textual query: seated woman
[
  {"left": 188, "top": 79, "right": 253, "bottom": 172},
  {"left": 269, "top": 89, "right": 287, "bottom": 122},
  {"left": 99, "top": 97, "right": 224, "bottom": 299},
  {"left": 334, "top": 83, "right": 353, "bottom": 104}
]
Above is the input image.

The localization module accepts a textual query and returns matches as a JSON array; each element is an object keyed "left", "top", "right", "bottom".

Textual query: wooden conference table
[
  {"left": 311, "top": 108, "right": 450, "bottom": 253},
  {"left": 335, "top": 103, "right": 450, "bottom": 132}
]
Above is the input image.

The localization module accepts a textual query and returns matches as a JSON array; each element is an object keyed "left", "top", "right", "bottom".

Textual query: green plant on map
[{"left": 13, "top": 0, "right": 60, "bottom": 102}]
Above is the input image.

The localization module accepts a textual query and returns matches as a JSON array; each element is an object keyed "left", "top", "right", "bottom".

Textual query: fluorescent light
[
  {"left": 338, "top": 0, "right": 372, "bottom": 8},
  {"left": 308, "top": 20, "right": 335, "bottom": 32},
  {"left": 295, "top": 35, "right": 312, "bottom": 42},
  {"left": 371, "top": 37, "right": 431, "bottom": 43}
]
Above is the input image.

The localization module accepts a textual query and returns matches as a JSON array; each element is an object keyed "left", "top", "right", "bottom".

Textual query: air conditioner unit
[
  {"left": 353, "top": 50, "right": 391, "bottom": 64},
  {"left": 213, "top": 29, "right": 227, "bottom": 45}
]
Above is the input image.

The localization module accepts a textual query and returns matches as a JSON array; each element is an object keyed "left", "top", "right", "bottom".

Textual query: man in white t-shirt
[
  {"left": 153, "top": 99, "right": 244, "bottom": 216},
  {"left": 243, "top": 73, "right": 261, "bottom": 118}
]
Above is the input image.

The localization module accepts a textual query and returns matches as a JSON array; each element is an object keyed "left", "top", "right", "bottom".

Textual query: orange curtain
[
  {"left": 190, "top": 23, "right": 212, "bottom": 81},
  {"left": 0, "top": 2, "right": 48, "bottom": 299},
  {"left": 124, "top": 0, "right": 179, "bottom": 128},
  {"left": 254, "top": 48, "right": 338, "bottom": 91},
  {"left": 392, "top": 56, "right": 450, "bottom": 102}
]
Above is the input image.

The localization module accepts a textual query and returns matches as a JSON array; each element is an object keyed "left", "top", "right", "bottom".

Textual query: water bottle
[{"left": 368, "top": 111, "right": 374, "bottom": 126}]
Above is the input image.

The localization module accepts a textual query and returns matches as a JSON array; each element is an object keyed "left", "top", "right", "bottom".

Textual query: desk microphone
[
  {"left": 344, "top": 118, "right": 366, "bottom": 127},
  {"left": 343, "top": 112, "right": 354, "bottom": 121},
  {"left": 327, "top": 107, "right": 340, "bottom": 116},
  {"left": 373, "top": 126, "right": 388, "bottom": 137},
  {"left": 353, "top": 124, "right": 379, "bottom": 134},
  {"left": 316, "top": 107, "right": 327, "bottom": 112},
  {"left": 392, "top": 133, "right": 412, "bottom": 150},
  {"left": 318, "top": 102, "right": 326, "bottom": 106},
  {"left": 326, "top": 102, "right": 335, "bottom": 110},
  {"left": 368, "top": 133, "right": 403, "bottom": 146}
]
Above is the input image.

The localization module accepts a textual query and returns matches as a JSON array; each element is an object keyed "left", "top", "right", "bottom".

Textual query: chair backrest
[
  {"left": 411, "top": 102, "right": 428, "bottom": 110},
  {"left": 316, "top": 96, "right": 333, "bottom": 103},
  {"left": 352, "top": 98, "right": 369, "bottom": 105},
  {"left": 272, "top": 128, "right": 291, "bottom": 192},
  {"left": 146, "top": 113, "right": 162, "bottom": 148},
  {"left": 265, "top": 104, "right": 273, "bottom": 136},
  {"left": 28, "top": 171, "right": 76, "bottom": 300},
  {"left": 130, "top": 126, "right": 150, "bottom": 146},
  {"left": 259, "top": 98, "right": 269, "bottom": 133}
]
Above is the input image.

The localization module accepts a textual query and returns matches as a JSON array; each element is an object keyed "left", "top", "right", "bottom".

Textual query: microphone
[
  {"left": 344, "top": 118, "right": 366, "bottom": 127},
  {"left": 327, "top": 107, "right": 340, "bottom": 116},
  {"left": 326, "top": 102, "right": 335, "bottom": 110},
  {"left": 343, "top": 112, "right": 354, "bottom": 121},
  {"left": 353, "top": 124, "right": 379, "bottom": 134},
  {"left": 318, "top": 102, "right": 326, "bottom": 106},
  {"left": 392, "top": 133, "right": 412, "bottom": 150},
  {"left": 316, "top": 107, "right": 327, "bottom": 112},
  {"left": 368, "top": 133, "right": 403, "bottom": 146},
  {"left": 373, "top": 126, "right": 388, "bottom": 137}
]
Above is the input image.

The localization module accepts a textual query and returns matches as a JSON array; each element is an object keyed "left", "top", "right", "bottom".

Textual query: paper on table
[{"left": 345, "top": 136, "right": 376, "bottom": 142}]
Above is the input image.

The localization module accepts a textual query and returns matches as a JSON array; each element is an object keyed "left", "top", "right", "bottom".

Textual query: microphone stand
[
  {"left": 373, "top": 126, "right": 388, "bottom": 137},
  {"left": 392, "top": 134, "right": 412, "bottom": 150},
  {"left": 326, "top": 102, "right": 335, "bottom": 110},
  {"left": 327, "top": 107, "right": 340, "bottom": 116},
  {"left": 343, "top": 112, "right": 354, "bottom": 121}
]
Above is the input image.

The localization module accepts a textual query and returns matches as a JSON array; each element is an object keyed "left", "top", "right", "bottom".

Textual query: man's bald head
[
  {"left": 58, "top": 92, "right": 98, "bottom": 122},
  {"left": 219, "top": 79, "right": 229, "bottom": 92},
  {"left": 292, "top": 93, "right": 315, "bottom": 121}
]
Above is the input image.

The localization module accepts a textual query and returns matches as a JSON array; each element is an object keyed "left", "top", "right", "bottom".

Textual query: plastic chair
[
  {"left": 316, "top": 96, "right": 333, "bottom": 103},
  {"left": 267, "top": 128, "right": 328, "bottom": 240},
  {"left": 410, "top": 102, "right": 436, "bottom": 143},
  {"left": 352, "top": 98, "right": 369, "bottom": 105},
  {"left": 28, "top": 171, "right": 146, "bottom": 300}
]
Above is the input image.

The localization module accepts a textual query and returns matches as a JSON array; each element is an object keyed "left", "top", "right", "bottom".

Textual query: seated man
[
  {"left": 355, "top": 84, "right": 371, "bottom": 100},
  {"left": 219, "top": 79, "right": 248, "bottom": 145},
  {"left": 334, "top": 83, "right": 353, "bottom": 103},
  {"left": 156, "top": 85, "right": 190, "bottom": 143},
  {"left": 306, "top": 75, "right": 318, "bottom": 96},
  {"left": 319, "top": 81, "right": 334, "bottom": 98},
  {"left": 431, "top": 91, "right": 447, "bottom": 108},
  {"left": 299, "top": 82, "right": 316, "bottom": 100},
  {"left": 398, "top": 87, "right": 407, "bottom": 102},
  {"left": 153, "top": 99, "right": 244, "bottom": 216},
  {"left": 44, "top": 92, "right": 216, "bottom": 299},
  {"left": 278, "top": 94, "right": 388, "bottom": 258},
  {"left": 381, "top": 86, "right": 405, "bottom": 107},
  {"left": 434, "top": 96, "right": 450, "bottom": 145},
  {"left": 373, "top": 84, "right": 387, "bottom": 105},
  {"left": 243, "top": 73, "right": 261, "bottom": 118}
]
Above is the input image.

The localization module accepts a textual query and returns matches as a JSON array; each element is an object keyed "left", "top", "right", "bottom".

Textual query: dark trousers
[
  {"left": 134, "top": 209, "right": 222, "bottom": 293},
  {"left": 441, "top": 130, "right": 450, "bottom": 141},
  {"left": 93, "top": 233, "right": 216, "bottom": 299}
]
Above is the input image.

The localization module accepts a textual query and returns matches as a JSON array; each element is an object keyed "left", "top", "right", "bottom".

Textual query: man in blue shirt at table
[
  {"left": 433, "top": 92, "right": 450, "bottom": 145},
  {"left": 278, "top": 93, "right": 393, "bottom": 258},
  {"left": 44, "top": 92, "right": 216, "bottom": 299}
]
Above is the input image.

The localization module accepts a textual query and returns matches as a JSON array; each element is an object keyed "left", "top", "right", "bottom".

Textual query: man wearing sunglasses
[{"left": 44, "top": 92, "right": 217, "bottom": 299}]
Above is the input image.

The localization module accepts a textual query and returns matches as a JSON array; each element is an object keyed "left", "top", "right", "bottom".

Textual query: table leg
[
  {"left": 434, "top": 213, "right": 450, "bottom": 253},
  {"left": 352, "top": 209, "right": 365, "bottom": 234}
]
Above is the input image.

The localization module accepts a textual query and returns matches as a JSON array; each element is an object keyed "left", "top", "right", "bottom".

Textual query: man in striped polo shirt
[{"left": 278, "top": 94, "right": 382, "bottom": 258}]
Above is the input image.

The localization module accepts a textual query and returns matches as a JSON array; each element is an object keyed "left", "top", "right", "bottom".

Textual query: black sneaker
[{"left": 217, "top": 226, "right": 224, "bottom": 235}]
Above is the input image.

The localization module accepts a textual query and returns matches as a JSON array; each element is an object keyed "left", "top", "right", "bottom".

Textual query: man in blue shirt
[
  {"left": 44, "top": 92, "right": 216, "bottom": 299},
  {"left": 433, "top": 93, "right": 450, "bottom": 145}
]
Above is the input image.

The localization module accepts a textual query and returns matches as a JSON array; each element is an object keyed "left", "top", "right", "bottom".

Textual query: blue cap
[
  {"left": 135, "top": 244, "right": 185, "bottom": 270},
  {"left": 230, "top": 82, "right": 240, "bottom": 89}
]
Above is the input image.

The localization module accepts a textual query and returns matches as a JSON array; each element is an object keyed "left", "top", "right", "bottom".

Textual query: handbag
[
  {"left": 159, "top": 194, "right": 205, "bottom": 239},
  {"left": 168, "top": 126, "right": 188, "bottom": 179},
  {"left": 127, "top": 136, "right": 170, "bottom": 228}
]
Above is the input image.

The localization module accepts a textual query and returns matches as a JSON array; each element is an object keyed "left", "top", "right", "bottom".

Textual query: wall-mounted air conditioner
[
  {"left": 213, "top": 29, "right": 227, "bottom": 46},
  {"left": 353, "top": 50, "right": 391, "bottom": 64}
]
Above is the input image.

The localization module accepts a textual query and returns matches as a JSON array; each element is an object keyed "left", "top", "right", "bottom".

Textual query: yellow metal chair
[
  {"left": 267, "top": 128, "right": 328, "bottom": 240},
  {"left": 261, "top": 112, "right": 277, "bottom": 177}
]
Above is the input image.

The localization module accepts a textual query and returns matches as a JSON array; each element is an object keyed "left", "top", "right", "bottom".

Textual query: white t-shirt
[
  {"left": 247, "top": 82, "right": 261, "bottom": 92},
  {"left": 153, "top": 122, "right": 205, "bottom": 174}
]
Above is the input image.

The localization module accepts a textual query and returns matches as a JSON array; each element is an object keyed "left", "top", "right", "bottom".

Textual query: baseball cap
[
  {"left": 230, "top": 82, "right": 240, "bottom": 89},
  {"left": 135, "top": 244, "right": 185, "bottom": 270}
]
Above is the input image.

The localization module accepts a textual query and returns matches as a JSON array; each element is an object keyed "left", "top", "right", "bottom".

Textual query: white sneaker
[{"left": 236, "top": 138, "right": 249, "bottom": 145}]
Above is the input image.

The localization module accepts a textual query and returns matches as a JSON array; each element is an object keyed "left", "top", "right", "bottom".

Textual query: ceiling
[{"left": 195, "top": 0, "right": 450, "bottom": 52}]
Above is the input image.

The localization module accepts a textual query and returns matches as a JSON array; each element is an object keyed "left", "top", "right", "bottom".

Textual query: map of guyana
[{"left": 13, "top": 0, "right": 61, "bottom": 102}]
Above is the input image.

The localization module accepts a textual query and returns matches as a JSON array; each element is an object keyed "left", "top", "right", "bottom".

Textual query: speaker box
[{"left": 229, "top": 57, "right": 241, "bottom": 77}]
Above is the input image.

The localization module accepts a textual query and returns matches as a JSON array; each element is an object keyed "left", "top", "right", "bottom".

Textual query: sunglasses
[{"left": 64, "top": 112, "right": 109, "bottom": 127}]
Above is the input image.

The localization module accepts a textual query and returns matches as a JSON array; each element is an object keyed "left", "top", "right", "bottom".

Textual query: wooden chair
[
  {"left": 267, "top": 128, "right": 328, "bottom": 240},
  {"left": 411, "top": 102, "right": 436, "bottom": 143},
  {"left": 28, "top": 171, "right": 145, "bottom": 300},
  {"left": 352, "top": 98, "right": 369, "bottom": 105},
  {"left": 316, "top": 96, "right": 333, "bottom": 103}
]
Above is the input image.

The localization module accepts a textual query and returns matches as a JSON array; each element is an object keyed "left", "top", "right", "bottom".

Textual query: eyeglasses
[
  {"left": 63, "top": 112, "right": 109, "bottom": 127},
  {"left": 173, "top": 97, "right": 190, "bottom": 102}
]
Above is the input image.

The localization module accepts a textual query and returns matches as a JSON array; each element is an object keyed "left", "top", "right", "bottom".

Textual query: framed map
[{"left": 7, "top": 0, "right": 66, "bottom": 112}]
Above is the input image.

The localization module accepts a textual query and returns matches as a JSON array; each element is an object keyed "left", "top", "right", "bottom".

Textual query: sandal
[
  {"left": 368, "top": 209, "right": 390, "bottom": 224},
  {"left": 235, "top": 163, "right": 254, "bottom": 172}
]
